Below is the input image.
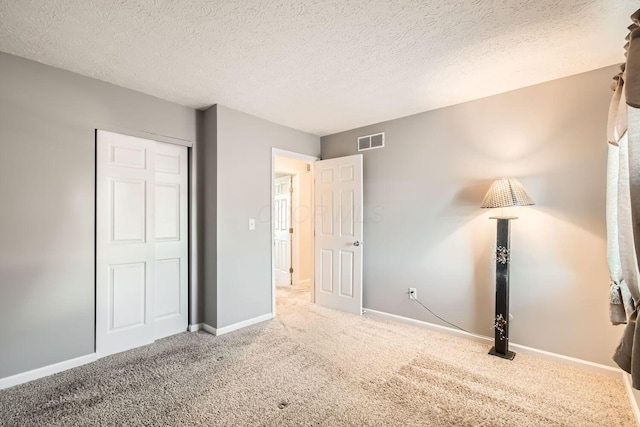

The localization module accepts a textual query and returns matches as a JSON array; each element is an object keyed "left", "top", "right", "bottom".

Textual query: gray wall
[
  {"left": 214, "top": 105, "right": 320, "bottom": 328},
  {"left": 0, "top": 53, "right": 197, "bottom": 378},
  {"left": 322, "top": 65, "right": 623, "bottom": 366},
  {"left": 191, "top": 110, "right": 205, "bottom": 325},
  {"left": 201, "top": 106, "right": 217, "bottom": 327}
]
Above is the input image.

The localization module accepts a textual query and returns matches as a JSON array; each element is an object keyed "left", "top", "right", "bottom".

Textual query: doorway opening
[{"left": 271, "top": 149, "right": 318, "bottom": 316}]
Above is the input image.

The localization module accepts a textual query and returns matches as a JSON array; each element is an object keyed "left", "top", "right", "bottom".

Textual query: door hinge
[
  {"left": 289, "top": 186, "right": 293, "bottom": 193},
  {"left": 289, "top": 228, "right": 293, "bottom": 234},
  {"left": 306, "top": 163, "right": 311, "bottom": 172},
  {"left": 289, "top": 268, "right": 294, "bottom": 273}
]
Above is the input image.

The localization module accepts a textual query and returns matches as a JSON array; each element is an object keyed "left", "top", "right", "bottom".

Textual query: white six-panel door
[
  {"left": 274, "top": 176, "right": 292, "bottom": 285},
  {"left": 314, "top": 154, "right": 363, "bottom": 315},
  {"left": 96, "top": 131, "right": 188, "bottom": 358},
  {"left": 96, "top": 131, "right": 156, "bottom": 357},
  {"left": 154, "top": 142, "right": 188, "bottom": 340}
]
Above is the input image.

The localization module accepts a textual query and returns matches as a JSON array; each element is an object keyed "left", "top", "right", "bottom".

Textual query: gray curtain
[{"left": 610, "top": 9, "right": 640, "bottom": 389}]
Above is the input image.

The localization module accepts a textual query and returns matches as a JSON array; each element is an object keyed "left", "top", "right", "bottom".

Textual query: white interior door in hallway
[
  {"left": 96, "top": 130, "right": 188, "bottom": 358},
  {"left": 314, "top": 154, "right": 363, "bottom": 315},
  {"left": 274, "top": 175, "right": 292, "bottom": 286}
]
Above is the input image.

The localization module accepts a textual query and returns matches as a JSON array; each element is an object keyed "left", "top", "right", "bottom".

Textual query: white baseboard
[
  {"left": 509, "top": 342, "right": 620, "bottom": 378},
  {"left": 0, "top": 353, "right": 97, "bottom": 391},
  {"left": 188, "top": 323, "right": 203, "bottom": 332},
  {"left": 298, "top": 279, "right": 311, "bottom": 285},
  {"left": 202, "top": 313, "right": 274, "bottom": 337},
  {"left": 364, "top": 308, "right": 621, "bottom": 379},
  {"left": 623, "top": 372, "right": 640, "bottom": 426},
  {"left": 202, "top": 323, "right": 217, "bottom": 335}
]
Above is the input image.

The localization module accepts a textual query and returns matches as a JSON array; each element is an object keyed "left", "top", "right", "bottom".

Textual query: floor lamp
[{"left": 481, "top": 178, "right": 534, "bottom": 360}]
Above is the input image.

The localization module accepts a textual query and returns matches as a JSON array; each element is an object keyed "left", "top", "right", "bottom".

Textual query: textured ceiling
[{"left": 0, "top": 0, "right": 636, "bottom": 136}]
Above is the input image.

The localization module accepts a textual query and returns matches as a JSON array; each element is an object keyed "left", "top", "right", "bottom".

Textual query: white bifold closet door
[{"left": 96, "top": 130, "right": 188, "bottom": 358}]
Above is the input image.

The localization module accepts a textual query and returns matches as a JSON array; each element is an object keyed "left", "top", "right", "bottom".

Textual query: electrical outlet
[{"left": 408, "top": 288, "right": 417, "bottom": 300}]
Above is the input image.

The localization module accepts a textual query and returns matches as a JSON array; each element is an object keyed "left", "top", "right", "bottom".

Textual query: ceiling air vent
[{"left": 357, "top": 132, "right": 385, "bottom": 151}]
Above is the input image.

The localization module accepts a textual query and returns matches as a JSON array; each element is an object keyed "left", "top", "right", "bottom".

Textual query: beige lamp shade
[{"left": 481, "top": 178, "right": 535, "bottom": 208}]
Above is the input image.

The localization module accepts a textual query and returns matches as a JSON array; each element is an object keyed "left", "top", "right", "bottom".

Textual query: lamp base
[{"left": 488, "top": 346, "right": 516, "bottom": 360}]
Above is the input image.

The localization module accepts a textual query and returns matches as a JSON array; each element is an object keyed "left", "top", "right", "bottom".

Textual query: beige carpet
[{"left": 0, "top": 284, "right": 635, "bottom": 426}]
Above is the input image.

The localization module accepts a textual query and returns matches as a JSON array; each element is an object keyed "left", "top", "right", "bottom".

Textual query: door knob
[{"left": 353, "top": 241, "right": 361, "bottom": 247}]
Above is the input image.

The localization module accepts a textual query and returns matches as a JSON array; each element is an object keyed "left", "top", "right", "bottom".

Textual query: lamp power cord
[{"left": 411, "top": 296, "right": 490, "bottom": 341}]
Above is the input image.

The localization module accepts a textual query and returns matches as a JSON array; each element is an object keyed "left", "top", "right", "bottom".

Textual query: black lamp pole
[{"left": 488, "top": 217, "right": 516, "bottom": 360}]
